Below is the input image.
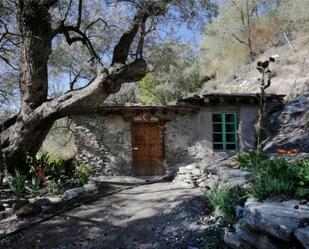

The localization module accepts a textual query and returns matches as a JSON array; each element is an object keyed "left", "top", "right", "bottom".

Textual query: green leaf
[{"left": 296, "top": 187, "right": 309, "bottom": 198}]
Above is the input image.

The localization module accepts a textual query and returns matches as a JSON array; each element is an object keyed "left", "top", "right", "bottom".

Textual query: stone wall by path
[
  {"left": 173, "top": 156, "right": 251, "bottom": 189},
  {"left": 73, "top": 114, "right": 132, "bottom": 176}
]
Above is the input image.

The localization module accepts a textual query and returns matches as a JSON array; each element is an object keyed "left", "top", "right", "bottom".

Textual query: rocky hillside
[
  {"left": 203, "top": 33, "right": 309, "bottom": 98},
  {"left": 263, "top": 94, "right": 309, "bottom": 153}
]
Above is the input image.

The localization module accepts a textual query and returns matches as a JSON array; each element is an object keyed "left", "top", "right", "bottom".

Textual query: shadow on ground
[{"left": 0, "top": 183, "right": 217, "bottom": 249}]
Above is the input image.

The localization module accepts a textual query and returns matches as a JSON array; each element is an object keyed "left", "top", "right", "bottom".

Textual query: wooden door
[{"left": 132, "top": 123, "right": 164, "bottom": 176}]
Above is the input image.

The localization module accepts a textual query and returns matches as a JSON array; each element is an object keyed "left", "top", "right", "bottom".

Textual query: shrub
[
  {"left": 45, "top": 179, "right": 64, "bottom": 195},
  {"left": 249, "top": 174, "right": 295, "bottom": 201},
  {"left": 26, "top": 175, "right": 41, "bottom": 197},
  {"left": 73, "top": 164, "right": 92, "bottom": 186},
  {"left": 5, "top": 170, "right": 26, "bottom": 195},
  {"left": 27, "top": 152, "right": 66, "bottom": 179},
  {"left": 294, "top": 159, "right": 309, "bottom": 198},
  {"left": 236, "top": 151, "right": 268, "bottom": 171},
  {"left": 258, "top": 157, "right": 297, "bottom": 181},
  {"left": 240, "top": 154, "right": 309, "bottom": 200},
  {"left": 205, "top": 185, "right": 247, "bottom": 224}
]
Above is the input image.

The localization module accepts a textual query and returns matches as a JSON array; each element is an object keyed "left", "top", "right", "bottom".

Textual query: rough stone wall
[
  {"left": 165, "top": 110, "right": 216, "bottom": 167},
  {"left": 238, "top": 106, "right": 259, "bottom": 151},
  {"left": 73, "top": 114, "right": 132, "bottom": 176},
  {"left": 165, "top": 106, "right": 259, "bottom": 168},
  {"left": 165, "top": 113, "right": 199, "bottom": 166},
  {"left": 73, "top": 105, "right": 259, "bottom": 176}
]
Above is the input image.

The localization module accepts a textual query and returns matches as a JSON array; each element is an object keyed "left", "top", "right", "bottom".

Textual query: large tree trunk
[
  {"left": 18, "top": 0, "right": 52, "bottom": 115},
  {"left": 2, "top": 59, "right": 147, "bottom": 170},
  {"left": 0, "top": 127, "right": 6, "bottom": 179},
  {"left": 1, "top": 0, "right": 150, "bottom": 171},
  {"left": 1, "top": 1, "right": 54, "bottom": 171}
]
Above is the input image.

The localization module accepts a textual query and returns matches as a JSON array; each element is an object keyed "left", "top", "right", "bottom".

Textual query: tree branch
[
  {"left": 112, "top": 10, "right": 148, "bottom": 64},
  {"left": 231, "top": 33, "right": 247, "bottom": 45}
]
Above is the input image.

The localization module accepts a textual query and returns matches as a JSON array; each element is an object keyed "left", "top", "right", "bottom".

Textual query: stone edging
[{"left": 0, "top": 176, "right": 168, "bottom": 240}]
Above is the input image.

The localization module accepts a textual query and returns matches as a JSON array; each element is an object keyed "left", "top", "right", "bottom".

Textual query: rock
[
  {"left": 224, "top": 177, "right": 247, "bottom": 187},
  {"left": 47, "top": 196, "right": 62, "bottom": 204},
  {"left": 177, "top": 166, "right": 190, "bottom": 174},
  {"left": 224, "top": 231, "right": 252, "bottom": 249},
  {"left": 15, "top": 203, "right": 41, "bottom": 218},
  {"left": 184, "top": 163, "right": 198, "bottom": 170},
  {"left": 235, "top": 219, "right": 279, "bottom": 249},
  {"left": 192, "top": 168, "right": 201, "bottom": 175},
  {"left": 61, "top": 187, "right": 85, "bottom": 201},
  {"left": 12, "top": 199, "right": 29, "bottom": 212},
  {"left": 83, "top": 183, "right": 98, "bottom": 194},
  {"left": 0, "top": 210, "right": 6, "bottom": 219},
  {"left": 235, "top": 205, "right": 245, "bottom": 219},
  {"left": 219, "top": 169, "right": 250, "bottom": 180},
  {"left": 0, "top": 208, "right": 13, "bottom": 219},
  {"left": 294, "top": 226, "right": 309, "bottom": 249},
  {"left": 299, "top": 199, "right": 308, "bottom": 205},
  {"left": 29, "top": 197, "right": 52, "bottom": 207},
  {"left": 243, "top": 200, "right": 309, "bottom": 241},
  {"left": 0, "top": 204, "right": 5, "bottom": 212}
]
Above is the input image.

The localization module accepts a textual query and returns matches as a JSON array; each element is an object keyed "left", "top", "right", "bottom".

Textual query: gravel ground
[{"left": 0, "top": 182, "right": 217, "bottom": 249}]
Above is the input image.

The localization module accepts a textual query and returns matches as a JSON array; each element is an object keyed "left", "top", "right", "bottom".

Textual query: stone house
[{"left": 73, "top": 93, "right": 284, "bottom": 176}]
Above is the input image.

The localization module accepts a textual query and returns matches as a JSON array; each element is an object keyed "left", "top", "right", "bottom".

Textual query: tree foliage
[
  {"left": 0, "top": 0, "right": 217, "bottom": 169},
  {"left": 199, "top": 0, "right": 309, "bottom": 92},
  {"left": 138, "top": 41, "right": 203, "bottom": 104}
]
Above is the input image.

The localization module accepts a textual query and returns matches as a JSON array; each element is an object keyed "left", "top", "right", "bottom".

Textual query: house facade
[{"left": 72, "top": 93, "right": 284, "bottom": 176}]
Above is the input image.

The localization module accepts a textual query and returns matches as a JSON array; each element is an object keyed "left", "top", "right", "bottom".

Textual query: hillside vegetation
[
  {"left": 137, "top": 0, "right": 309, "bottom": 104},
  {"left": 201, "top": 33, "right": 309, "bottom": 98},
  {"left": 199, "top": 0, "right": 309, "bottom": 98}
]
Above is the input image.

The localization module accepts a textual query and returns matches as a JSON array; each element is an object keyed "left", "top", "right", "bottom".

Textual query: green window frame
[{"left": 212, "top": 112, "right": 238, "bottom": 151}]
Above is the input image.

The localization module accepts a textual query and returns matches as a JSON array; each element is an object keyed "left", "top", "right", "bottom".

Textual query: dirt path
[{"left": 0, "top": 182, "right": 214, "bottom": 249}]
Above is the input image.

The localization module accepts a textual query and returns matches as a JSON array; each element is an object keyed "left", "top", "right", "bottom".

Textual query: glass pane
[
  {"left": 226, "top": 133, "right": 236, "bottom": 143},
  {"left": 226, "top": 123, "right": 235, "bottom": 132},
  {"left": 225, "top": 114, "right": 235, "bottom": 123},
  {"left": 213, "top": 114, "right": 222, "bottom": 122},
  {"left": 213, "top": 133, "right": 223, "bottom": 142},
  {"left": 214, "top": 144, "right": 224, "bottom": 150},
  {"left": 226, "top": 144, "right": 236, "bottom": 150},
  {"left": 213, "top": 123, "right": 222, "bottom": 132}
]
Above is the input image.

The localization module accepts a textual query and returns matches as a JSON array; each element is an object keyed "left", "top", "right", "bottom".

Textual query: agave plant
[{"left": 5, "top": 169, "right": 26, "bottom": 195}]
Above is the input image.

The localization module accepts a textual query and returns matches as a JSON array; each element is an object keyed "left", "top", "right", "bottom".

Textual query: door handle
[{"left": 133, "top": 147, "right": 138, "bottom": 150}]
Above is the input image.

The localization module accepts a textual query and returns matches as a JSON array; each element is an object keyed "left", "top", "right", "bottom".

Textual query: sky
[{"left": 0, "top": 0, "right": 212, "bottom": 111}]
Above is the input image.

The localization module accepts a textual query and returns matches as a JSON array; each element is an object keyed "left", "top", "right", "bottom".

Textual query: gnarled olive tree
[{"left": 0, "top": 0, "right": 215, "bottom": 170}]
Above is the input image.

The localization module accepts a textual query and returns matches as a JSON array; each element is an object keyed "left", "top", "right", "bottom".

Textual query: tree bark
[
  {"left": 1, "top": 0, "right": 151, "bottom": 170},
  {"left": 18, "top": 0, "right": 52, "bottom": 115},
  {"left": 0, "top": 126, "right": 6, "bottom": 178},
  {"left": 3, "top": 58, "right": 148, "bottom": 170}
]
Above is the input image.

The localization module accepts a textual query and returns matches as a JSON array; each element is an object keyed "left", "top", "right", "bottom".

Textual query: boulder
[
  {"left": 224, "top": 177, "right": 248, "bottom": 188},
  {"left": 0, "top": 208, "right": 13, "bottom": 219},
  {"left": 243, "top": 200, "right": 309, "bottom": 241},
  {"left": 15, "top": 203, "right": 41, "bottom": 218},
  {"left": 46, "top": 196, "right": 62, "bottom": 205},
  {"left": 294, "top": 226, "right": 309, "bottom": 249},
  {"left": 235, "top": 219, "right": 279, "bottom": 249},
  {"left": 29, "top": 197, "right": 52, "bottom": 207},
  {"left": 218, "top": 169, "right": 250, "bottom": 180},
  {"left": 224, "top": 231, "right": 252, "bottom": 249},
  {"left": 61, "top": 187, "right": 85, "bottom": 201},
  {"left": 177, "top": 167, "right": 192, "bottom": 174},
  {"left": 12, "top": 199, "right": 29, "bottom": 212},
  {"left": 83, "top": 183, "right": 98, "bottom": 194}
]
